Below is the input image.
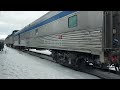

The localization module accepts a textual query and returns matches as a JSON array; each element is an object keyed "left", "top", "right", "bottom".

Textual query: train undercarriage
[
  {"left": 50, "top": 49, "right": 120, "bottom": 72},
  {"left": 50, "top": 49, "right": 104, "bottom": 70}
]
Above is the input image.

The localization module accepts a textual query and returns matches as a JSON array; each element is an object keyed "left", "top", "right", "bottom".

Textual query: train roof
[
  {"left": 14, "top": 11, "right": 77, "bottom": 36},
  {"left": 5, "top": 34, "right": 12, "bottom": 39},
  {"left": 14, "top": 11, "right": 51, "bottom": 36},
  {"left": 5, "top": 30, "right": 19, "bottom": 40}
]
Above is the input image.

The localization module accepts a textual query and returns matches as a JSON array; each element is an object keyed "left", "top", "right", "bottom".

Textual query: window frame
[
  {"left": 68, "top": 15, "right": 78, "bottom": 28},
  {"left": 35, "top": 29, "right": 39, "bottom": 35}
]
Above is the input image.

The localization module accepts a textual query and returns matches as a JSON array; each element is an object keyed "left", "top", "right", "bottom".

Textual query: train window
[
  {"left": 68, "top": 15, "right": 77, "bottom": 28},
  {"left": 35, "top": 29, "right": 38, "bottom": 35}
]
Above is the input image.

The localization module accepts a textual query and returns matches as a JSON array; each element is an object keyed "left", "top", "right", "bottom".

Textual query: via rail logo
[{"left": 58, "top": 35, "right": 63, "bottom": 39}]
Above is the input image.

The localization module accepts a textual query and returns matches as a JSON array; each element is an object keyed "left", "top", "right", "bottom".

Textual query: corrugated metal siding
[{"left": 32, "top": 28, "right": 102, "bottom": 55}]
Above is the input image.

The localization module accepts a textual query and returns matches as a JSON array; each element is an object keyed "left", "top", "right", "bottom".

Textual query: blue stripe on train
[{"left": 14, "top": 11, "right": 77, "bottom": 36}]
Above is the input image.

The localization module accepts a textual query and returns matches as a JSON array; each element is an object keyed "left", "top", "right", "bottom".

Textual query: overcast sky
[{"left": 0, "top": 11, "right": 49, "bottom": 39}]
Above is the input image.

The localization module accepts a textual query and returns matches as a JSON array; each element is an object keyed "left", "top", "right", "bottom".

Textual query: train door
[
  {"left": 112, "top": 11, "right": 120, "bottom": 48},
  {"left": 104, "top": 11, "right": 120, "bottom": 49},
  {"left": 18, "top": 34, "right": 20, "bottom": 45},
  {"left": 103, "top": 11, "right": 113, "bottom": 49},
  {"left": 26, "top": 32, "right": 30, "bottom": 46}
]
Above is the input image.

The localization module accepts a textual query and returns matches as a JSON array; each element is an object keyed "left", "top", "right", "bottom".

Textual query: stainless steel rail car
[
  {"left": 5, "top": 30, "right": 19, "bottom": 47},
  {"left": 5, "top": 34, "right": 13, "bottom": 47},
  {"left": 6, "top": 11, "right": 120, "bottom": 68}
]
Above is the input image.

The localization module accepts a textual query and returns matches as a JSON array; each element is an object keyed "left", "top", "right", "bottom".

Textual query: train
[
  {"left": 5, "top": 11, "right": 120, "bottom": 69},
  {"left": 5, "top": 30, "right": 19, "bottom": 47}
]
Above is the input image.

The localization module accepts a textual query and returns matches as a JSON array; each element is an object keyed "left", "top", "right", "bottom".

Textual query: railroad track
[{"left": 20, "top": 49, "right": 120, "bottom": 79}]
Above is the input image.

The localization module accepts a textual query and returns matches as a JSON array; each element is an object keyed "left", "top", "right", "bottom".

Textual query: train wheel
[
  {"left": 57, "top": 52, "right": 66, "bottom": 65},
  {"left": 51, "top": 50, "right": 59, "bottom": 63},
  {"left": 66, "top": 53, "right": 77, "bottom": 66},
  {"left": 75, "top": 57, "right": 86, "bottom": 70}
]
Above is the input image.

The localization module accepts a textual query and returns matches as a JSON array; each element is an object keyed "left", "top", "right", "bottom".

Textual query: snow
[
  {"left": 108, "top": 65, "right": 116, "bottom": 71},
  {"left": 29, "top": 49, "right": 51, "bottom": 55},
  {"left": 0, "top": 46, "right": 99, "bottom": 79}
]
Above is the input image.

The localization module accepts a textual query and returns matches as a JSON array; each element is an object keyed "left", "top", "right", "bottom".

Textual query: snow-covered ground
[
  {"left": 0, "top": 46, "right": 100, "bottom": 79},
  {"left": 29, "top": 49, "right": 51, "bottom": 55}
]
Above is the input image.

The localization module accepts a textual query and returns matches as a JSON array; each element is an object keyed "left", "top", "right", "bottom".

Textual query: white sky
[{"left": 0, "top": 11, "right": 49, "bottom": 39}]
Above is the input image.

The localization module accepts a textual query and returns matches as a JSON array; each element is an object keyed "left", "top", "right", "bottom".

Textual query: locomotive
[
  {"left": 5, "top": 30, "right": 19, "bottom": 47},
  {"left": 5, "top": 11, "right": 120, "bottom": 69}
]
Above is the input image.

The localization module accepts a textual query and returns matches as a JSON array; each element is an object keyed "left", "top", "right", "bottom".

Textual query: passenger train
[{"left": 5, "top": 11, "right": 120, "bottom": 69}]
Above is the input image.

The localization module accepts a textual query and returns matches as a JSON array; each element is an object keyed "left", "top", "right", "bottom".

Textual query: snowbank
[{"left": 29, "top": 49, "right": 52, "bottom": 55}]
